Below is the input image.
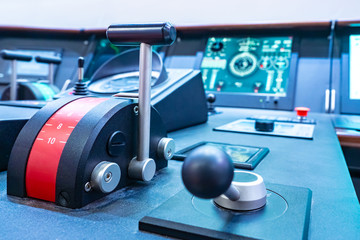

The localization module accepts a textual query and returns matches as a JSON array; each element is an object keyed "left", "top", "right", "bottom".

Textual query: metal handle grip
[{"left": 106, "top": 22, "right": 176, "bottom": 46}]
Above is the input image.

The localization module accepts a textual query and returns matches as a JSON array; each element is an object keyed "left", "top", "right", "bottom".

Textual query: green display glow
[{"left": 201, "top": 36, "right": 293, "bottom": 96}]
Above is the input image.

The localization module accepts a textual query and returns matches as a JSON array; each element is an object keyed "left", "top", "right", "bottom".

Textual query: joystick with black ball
[
  {"left": 206, "top": 93, "right": 217, "bottom": 114},
  {"left": 182, "top": 145, "right": 240, "bottom": 200},
  {"left": 73, "top": 57, "right": 88, "bottom": 95},
  {"left": 182, "top": 145, "right": 267, "bottom": 211}
]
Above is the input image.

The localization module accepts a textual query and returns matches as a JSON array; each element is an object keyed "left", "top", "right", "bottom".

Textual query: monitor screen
[
  {"left": 201, "top": 37, "right": 293, "bottom": 96},
  {"left": 349, "top": 35, "right": 360, "bottom": 100}
]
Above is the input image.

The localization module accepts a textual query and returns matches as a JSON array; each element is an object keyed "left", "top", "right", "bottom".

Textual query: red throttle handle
[{"left": 295, "top": 107, "right": 310, "bottom": 117}]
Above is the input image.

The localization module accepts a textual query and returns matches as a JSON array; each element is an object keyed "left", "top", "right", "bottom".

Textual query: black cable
[{"left": 327, "top": 20, "right": 337, "bottom": 113}]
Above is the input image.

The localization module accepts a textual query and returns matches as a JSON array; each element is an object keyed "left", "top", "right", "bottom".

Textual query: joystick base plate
[{"left": 139, "top": 183, "right": 311, "bottom": 240}]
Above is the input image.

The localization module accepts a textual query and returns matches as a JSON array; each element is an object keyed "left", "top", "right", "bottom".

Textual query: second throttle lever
[
  {"left": 106, "top": 23, "right": 176, "bottom": 182},
  {"left": 35, "top": 55, "right": 62, "bottom": 85}
]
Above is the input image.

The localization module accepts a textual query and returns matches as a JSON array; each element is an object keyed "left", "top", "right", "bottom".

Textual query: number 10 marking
[{"left": 48, "top": 137, "right": 56, "bottom": 144}]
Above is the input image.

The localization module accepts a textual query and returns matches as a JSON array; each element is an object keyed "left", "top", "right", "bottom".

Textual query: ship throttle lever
[
  {"left": 0, "top": 50, "right": 32, "bottom": 100},
  {"left": 35, "top": 55, "right": 62, "bottom": 85},
  {"left": 106, "top": 23, "right": 176, "bottom": 182},
  {"left": 182, "top": 146, "right": 267, "bottom": 211}
]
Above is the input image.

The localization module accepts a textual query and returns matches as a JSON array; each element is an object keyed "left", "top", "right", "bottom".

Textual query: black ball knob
[
  {"left": 181, "top": 146, "right": 234, "bottom": 199},
  {"left": 207, "top": 93, "right": 216, "bottom": 104},
  {"left": 255, "top": 120, "right": 274, "bottom": 132}
]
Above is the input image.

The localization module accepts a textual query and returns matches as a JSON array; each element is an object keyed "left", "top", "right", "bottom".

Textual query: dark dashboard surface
[{"left": 0, "top": 107, "right": 359, "bottom": 239}]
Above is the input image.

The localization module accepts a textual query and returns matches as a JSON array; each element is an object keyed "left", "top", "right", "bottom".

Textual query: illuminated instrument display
[
  {"left": 201, "top": 37, "right": 293, "bottom": 95},
  {"left": 349, "top": 35, "right": 360, "bottom": 100}
]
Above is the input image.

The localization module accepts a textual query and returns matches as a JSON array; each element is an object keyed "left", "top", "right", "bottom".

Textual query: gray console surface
[
  {"left": 332, "top": 114, "right": 360, "bottom": 130},
  {"left": 0, "top": 107, "right": 359, "bottom": 239}
]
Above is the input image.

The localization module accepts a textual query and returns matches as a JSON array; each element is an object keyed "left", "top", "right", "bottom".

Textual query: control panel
[
  {"left": 201, "top": 37, "right": 293, "bottom": 95},
  {"left": 8, "top": 49, "right": 62, "bottom": 80},
  {"left": 0, "top": 37, "right": 96, "bottom": 94},
  {"left": 341, "top": 34, "right": 360, "bottom": 115},
  {"left": 200, "top": 36, "right": 297, "bottom": 110},
  {"left": 349, "top": 35, "right": 360, "bottom": 100}
]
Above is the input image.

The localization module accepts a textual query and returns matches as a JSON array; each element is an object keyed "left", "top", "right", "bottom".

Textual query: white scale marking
[
  {"left": 36, "top": 138, "right": 44, "bottom": 141},
  {"left": 68, "top": 126, "right": 75, "bottom": 129},
  {"left": 59, "top": 141, "right": 67, "bottom": 144},
  {"left": 209, "top": 69, "right": 219, "bottom": 90},
  {"left": 45, "top": 124, "right": 53, "bottom": 126},
  {"left": 266, "top": 71, "right": 275, "bottom": 91}
]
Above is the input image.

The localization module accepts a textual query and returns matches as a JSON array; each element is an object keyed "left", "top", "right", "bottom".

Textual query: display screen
[
  {"left": 201, "top": 37, "right": 293, "bottom": 96},
  {"left": 11, "top": 49, "right": 61, "bottom": 78},
  {"left": 349, "top": 35, "right": 360, "bottom": 100},
  {"left": 178, "top": 142, "right": 262, "bottom": 163},
  {"left": 200, "top": 142, "right": 259, "bottom": 163},
  {"left": 173, "top": 141, "right": 269, "bottom": 169}
]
